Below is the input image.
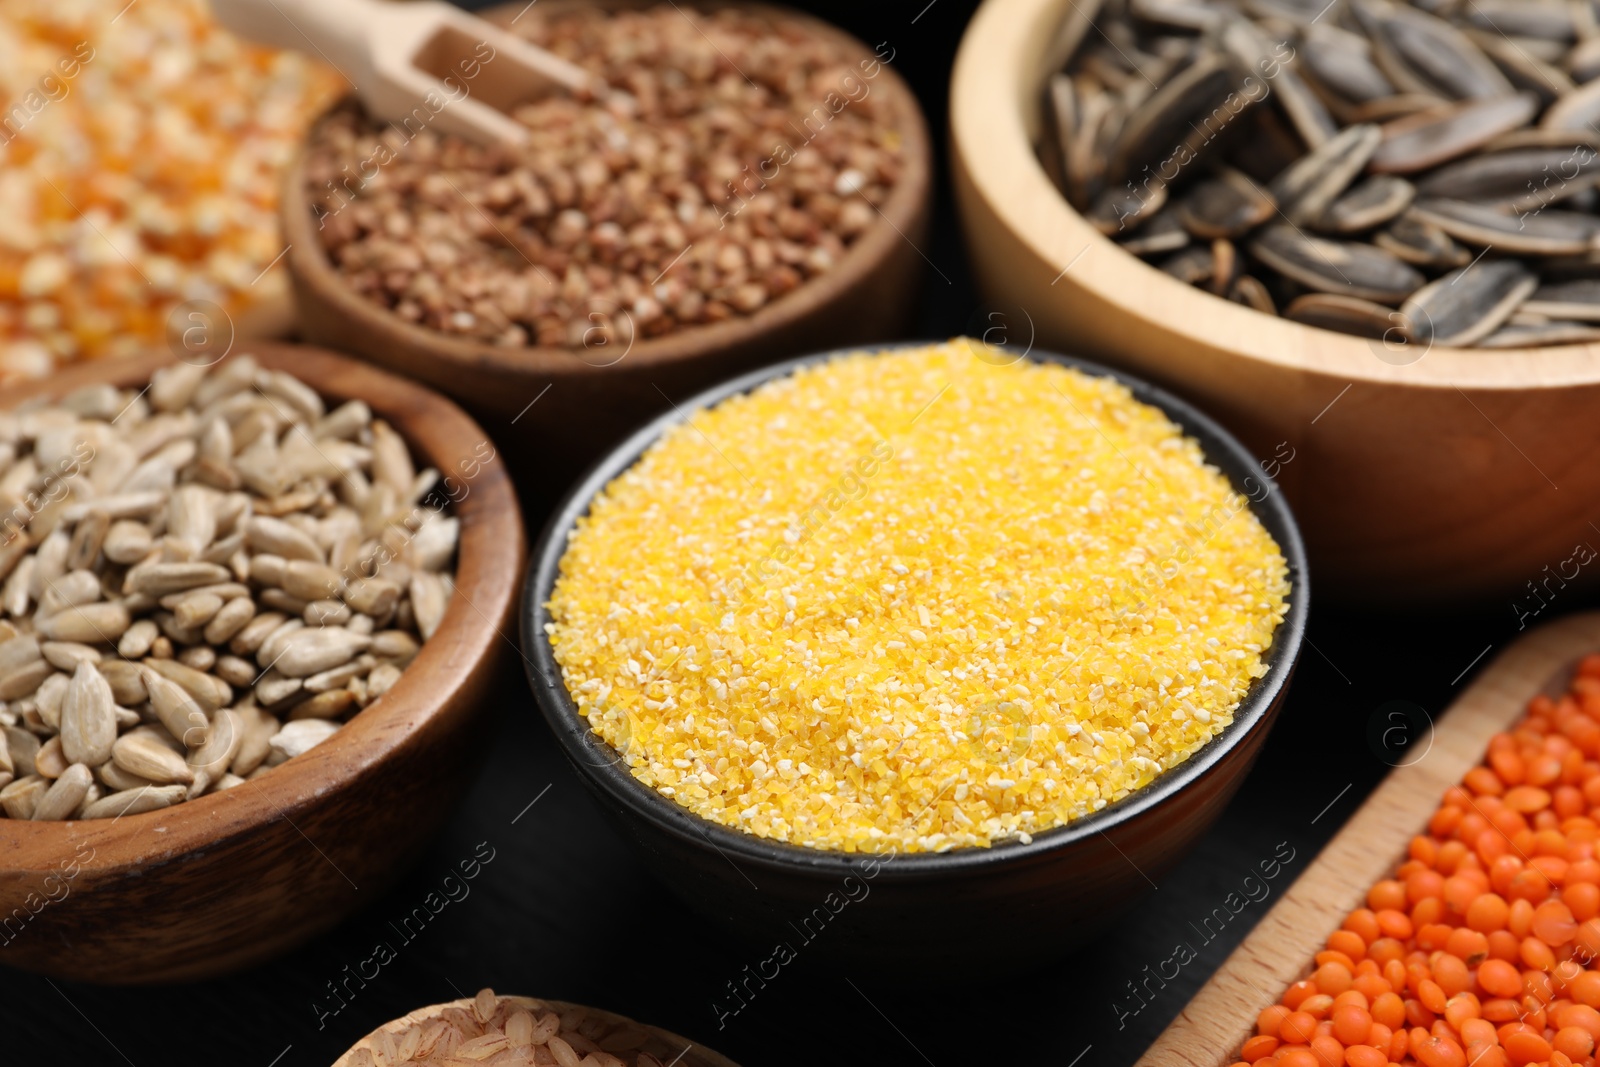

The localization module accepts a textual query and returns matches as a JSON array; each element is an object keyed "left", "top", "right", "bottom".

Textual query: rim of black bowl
[{"left": 521, "top": 342, "right": 1310, "bottom": 880}]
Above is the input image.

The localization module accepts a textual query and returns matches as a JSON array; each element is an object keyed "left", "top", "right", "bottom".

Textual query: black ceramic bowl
[{"left": 521, "top": 344, "right": 1309, "bottom": 968}]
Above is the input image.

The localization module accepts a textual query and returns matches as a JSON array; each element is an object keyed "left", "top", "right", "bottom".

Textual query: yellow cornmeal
[{"left": 547, "top": 340, "right": 1291, "bottom": 853}]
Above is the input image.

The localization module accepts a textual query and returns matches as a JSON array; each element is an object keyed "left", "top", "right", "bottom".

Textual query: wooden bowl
[
  {"left": 522, "top": 344, "right": 1310, "bottom": 968},
  {"left": 334, "top": 994, "right": 740, "bottom": 1067},
  {"left": 950, "top": 0, "right": 1600, "bottom": 604},
  {"left": 281, "top": 0, "right": 932, "bottom": 460},
  {"left": 1139, "top": 610, "right": 1600, "bottom": 1065},
  {"left": 0, "top": 343, "right": 524, "bottom": 984}
]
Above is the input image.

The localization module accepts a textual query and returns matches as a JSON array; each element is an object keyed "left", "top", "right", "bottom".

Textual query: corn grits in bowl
[
  {"left": 542, "top": 339, "right": 1292, "bottom": 854},
  {"left": 527, "top": 338, "right": 1305, "bottom": 961}
]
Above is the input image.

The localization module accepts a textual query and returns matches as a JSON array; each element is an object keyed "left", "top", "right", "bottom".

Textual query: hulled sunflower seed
[
  {"left": 81, "top": 784, "right": 188, "bottom": 820},
  {"left": 96, "top": 659, "right": 148, "bottom": 706},
  {"left": 274, "top": 628, "right": 372, "bottom": 679},
  {"left": 112, "top": 729, "right": 194, "bottom": 785},
  {"left": 289, "top": 689, "right": 356, "bottom": 721},
  {"left": 244, "top": 515, "right": 323, "bottom": 563},
  {"left": 231, "top": 706, "right": 281, "bottom": 777},
  {"left": 30, "top": 761, "right": 92, "bottom": 820},
  {"left": 0, "top": 358, "right": 457, "bottom": 819},
  {"left": 143, "top": 657, "right": 232, "bottom": 713},
  {"left": 268, "top": 718, "right": 340, "bottom": 761},
  {"left": 125, "top": 560, "right": 231, "bottom": 597},
  {"left": 101, "top": 519, "right": 153, "bottom": 565},
  {"left": 5, "top": 727, "right": 39, "bottom": 778},
  {"left": 60, "top": 662, "right": 116, "bottom": 767},
  {"left": 0, "top": 775, "right": 45, "bottom": 818}
]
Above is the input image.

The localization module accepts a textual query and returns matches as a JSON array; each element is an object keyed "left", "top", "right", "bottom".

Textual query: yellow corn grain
[
  {"left": 547, "top": 339, "right": 1291, "bottom": 852},
  {"left": 0, "top": 0, "right": 345, "bottom": 380}
]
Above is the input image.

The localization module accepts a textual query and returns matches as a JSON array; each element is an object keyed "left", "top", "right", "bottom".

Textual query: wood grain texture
[
  {"left": 1137, "top": 610, "right": 1600, "bottom": 1067},
  {"left": 334, "top": 997, "right": 742, "bottom": 1067},
  {"left": 949, "top": 0, "right": 1600, "bottom": 604},
  {"left": 282, "top": 0, "right": 933, "bottom": 451},
  {"left": 0, "top": 342, "right": 524, "bottom": 984}
]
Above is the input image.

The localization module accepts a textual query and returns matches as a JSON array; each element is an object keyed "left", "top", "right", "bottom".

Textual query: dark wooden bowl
[
  {"left": 521, "top": 344, "right": 1309, "bottom": 968},
  {"left": 281, "top": 0, "right": 933, "bottom": 466},
  {"left": 334, "top": 996, "right": 741, "bottom": 1067},
  {"left": 0, "top": 343, "right": 524, "bottom": 984}
]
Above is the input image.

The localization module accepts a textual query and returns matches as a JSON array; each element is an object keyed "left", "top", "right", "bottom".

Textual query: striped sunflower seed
[
  {"left": 1249, "top": 225, "right": 1426, "bottom": 302},
  {"left": 1399, "top": 260, "right": 1540, "bottom": 346},
  {"left": 1041, "top": 0, "right": 1600, "bottom": 346}
]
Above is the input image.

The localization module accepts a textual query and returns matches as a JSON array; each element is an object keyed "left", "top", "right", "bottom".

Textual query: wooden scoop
[{"left": 211, "top": 0, "right": 603, "bottom": 146}]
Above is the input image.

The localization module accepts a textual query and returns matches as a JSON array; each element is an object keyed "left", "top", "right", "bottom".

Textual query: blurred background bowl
[
  {"left": 0, "top": 343, "right": 523, "bottom": 983},
  {"left": 334, "top": 994, "right": 741, "bottom": 1067},
  {"left": 522, "top": 344, "right": 1308, "bottom": 968},
  {"left": 950, "top": 0, "right": 1600, "bottom": 605}
]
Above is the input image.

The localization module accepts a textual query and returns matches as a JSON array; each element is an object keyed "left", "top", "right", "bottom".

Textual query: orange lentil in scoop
[{"left": 1231, "top": 654, "right": 1600, "bottom": 1067}]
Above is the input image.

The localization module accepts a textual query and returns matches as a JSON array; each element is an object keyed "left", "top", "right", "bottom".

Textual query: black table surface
[{"left": 5, "top": 2, "right": 1586, "bottom": 1063}]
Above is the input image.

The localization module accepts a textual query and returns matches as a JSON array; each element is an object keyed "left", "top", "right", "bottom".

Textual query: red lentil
[{"left": 1237, "top": 656, "right": 1600, "bottom": 1066}]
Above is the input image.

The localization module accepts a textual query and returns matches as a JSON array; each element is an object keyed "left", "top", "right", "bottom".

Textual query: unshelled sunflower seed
[
  {"left": 1399, "top": 259, "right": 1539, "bottom": 345},
  {"left": 1041, "top": 0, "right": 1600, "bottom": 345},
  {"left": 1249, "top": 225, "right": 1426, "bottom": 302}
]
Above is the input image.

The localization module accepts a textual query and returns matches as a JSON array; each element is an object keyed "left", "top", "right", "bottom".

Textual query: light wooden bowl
[
  {"left": 281, "top": 0, "right": 932, "bottom": 456},
  {"left": 950, "top": 0, "right": 1600, "bottom": 604},
  {"left": 334, "top": 995, "right": 740, "bottom": 1067},
  {"left": 0, "top": 343, "right": 524, "bottom": 984}
]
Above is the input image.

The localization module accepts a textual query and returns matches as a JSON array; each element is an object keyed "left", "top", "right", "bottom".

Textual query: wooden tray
[{"left": 1139, "top": 610, "right": 1600, "bottom": 1066}]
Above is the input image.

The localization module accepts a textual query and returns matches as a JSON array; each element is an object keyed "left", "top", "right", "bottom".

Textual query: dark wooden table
[{"left": 1, "top": 2, "right": 1572, "bottom": 1062}]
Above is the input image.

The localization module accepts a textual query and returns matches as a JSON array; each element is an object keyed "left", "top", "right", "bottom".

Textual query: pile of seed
[
  {"left": 0, "top": 0, "right": 345, "bottom": 380},
  {"left": 347, "top": 989, "right": 718, "bottom": 1067},
  {"left": 547, "top": 340, "right": 1290, "bottom": 853},
  {"left": 1231, "top": 654, "right": 1600, "bottom": 1067},
  {"left": 305, "top": 4, "right": 903, "bottom": 349},
  {"left": 0, "top": 355, "right": 456, "bottom": 821},
  {"left": 1044, "top": 0, "right": 1600, "bottom": 348}
]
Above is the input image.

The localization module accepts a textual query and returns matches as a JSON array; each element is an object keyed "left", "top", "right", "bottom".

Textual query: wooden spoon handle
[{"left": 209, "top": 0, "right": 377, "bottom": 73}]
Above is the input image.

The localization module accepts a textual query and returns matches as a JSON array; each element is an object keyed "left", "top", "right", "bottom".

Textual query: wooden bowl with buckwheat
[
  {"left": 0, "top": 343, "right": 522, "bottom": 983},
  {"left": 282, "top": 0, "right": 932, "bottom": 470}
]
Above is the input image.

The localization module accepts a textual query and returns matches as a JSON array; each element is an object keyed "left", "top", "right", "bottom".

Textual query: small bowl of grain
[
  {"left": 281, "top": 0, "right": 931, "bottom": 463},
  {"left": 524, "top": 339, "right": 1307, "bottom": 967},
  {"left": 0, "top": 343, "right": 523, "bottom": 983},
  {"left": 335, "top": 988, "right": 739, "bottom": 1067}
]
